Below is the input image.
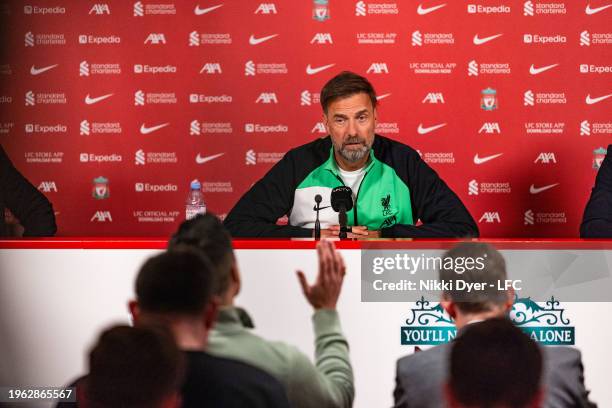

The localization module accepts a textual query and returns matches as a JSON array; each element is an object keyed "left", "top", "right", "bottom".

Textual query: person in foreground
[
  {"left": 0, "top": 145, "right": 56, "bottom": 236},
  {"left": 446, "top": 318, "right": 543, "bottom": 408},
  {"left": 394, "top": 242, "right": 596, "bottom": 408},
  {"left": 581, "top": 144, "right": 612, "bottom": 238},
  {"left": 169, "top": 214, "right": 354, "bottom": 408},
  {"left": 78, "top": 325, "right": 184, "bottom": 408},
  {"left": 224, "top": 71, "right": 478, "bottom": 238},
  {"left": 129, "top": 247, "right": 290, "bottom": 407}
]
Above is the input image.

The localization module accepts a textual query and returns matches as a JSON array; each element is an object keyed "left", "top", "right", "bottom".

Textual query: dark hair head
[
  {"left": 135, "top": 246, "right": 215, "bottom": 316},
  {"left": 168, "top": 213, "right": 233, "bottom": 296},
  {"left": 439, "top": 242, "right": 508, "bottom": 313},
  {"left": 449, "top": 318, "right": 542, "bottom": 408},
  {"left": 85, "top": 325, "right": 184, "bottom": 408},
  {"left": 320, "top": 71, "right": 377, "bottom": 114}
]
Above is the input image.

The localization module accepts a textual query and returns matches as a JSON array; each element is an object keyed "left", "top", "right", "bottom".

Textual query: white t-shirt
[{"left": 338, "top": 166, "right": 366, "bottom": 200}]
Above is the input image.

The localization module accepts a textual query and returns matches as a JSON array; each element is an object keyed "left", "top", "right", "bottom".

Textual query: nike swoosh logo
[
  {"left": 585, "top": 93, "right": 612, "bottom": 105},
  {"left": 585, "top": 4, "right": 612, "bottom": 14},
  {"left": 417, "top": 3, "right": 446, "bottom": 15},
  {"left": 529, "top": 183, "right": 559, "bottom": 194},
  {"left": 194, "top": 4, "right": 223, "bottom": 15},
  {"left": 473, "top": 153, "right": 503, "bottom": 165},
  {"left": 195, "top": 152, "right": 224, "bottom": 164},
  {"left": 306, "top": 63, "right": 336, "bottom": 75},
  {"left": 249, "top": 34, "right": 278, "bottom": 45},
  {"left": 473, "top": 33, "right": 503, "bottom": 45},
  {"left": 140, "top": 123, "right": 170, "bottom": 135},
  {"left": 529, "top": 63, "right": 559, "bottom": 75},
  {"left": 417, "top": 123, "right": 446, "bottom": 135},
  {"left": 84, "top": 93, "right": 114, "bottom": 105},
  {"left": 376, "top": 93, "right": 391, "bottom": 100},
  {"left": 30, "top": 64, "right": 59, "bottom": 75}
]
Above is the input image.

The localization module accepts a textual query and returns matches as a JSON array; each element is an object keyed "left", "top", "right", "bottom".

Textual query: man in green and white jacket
[{"left": 225, "top": 71, "right": 478, "bottom": 238}]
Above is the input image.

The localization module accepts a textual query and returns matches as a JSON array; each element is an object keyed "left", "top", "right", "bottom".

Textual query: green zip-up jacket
[
  {"left": 225, "top": 135, "right": 478, "bottom": 238},
  {"left": 208, "top": 307, "right": 354, "bottom": 408}
]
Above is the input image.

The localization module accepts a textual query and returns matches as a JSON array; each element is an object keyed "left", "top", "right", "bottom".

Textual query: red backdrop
[{"left": 0, "top": 0, "right": 610, "bottom": 236}]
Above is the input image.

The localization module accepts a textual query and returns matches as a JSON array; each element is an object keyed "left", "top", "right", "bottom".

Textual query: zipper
[
  {"left": 330, "top": 169, "right": 369, "bottom": 225},
  {"left": 353, "top": 170, "right": 370, "bottom": 225}
]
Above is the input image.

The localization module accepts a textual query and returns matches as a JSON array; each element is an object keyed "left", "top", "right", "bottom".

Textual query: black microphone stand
[{"left": 314, "top": 194, "right": 322, "bottom": 240}]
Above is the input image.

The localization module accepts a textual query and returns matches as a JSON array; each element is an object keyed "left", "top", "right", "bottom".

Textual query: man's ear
[
  {"left": 230, "top": 256, "right": 241, "bottom": 297},
  {"left": 440, "top": 297, "right": 457, "bottom": 320},
  {"left": 322, "top": 112, "right": 330, "bottom": 133},
  {"left": 444, "top": 382, "right": 461, "bottom": 408},
  {"left": 505, "top": 287, "right": 515, "bottom": 312},
  {"left": 128, "top": 300, "right": 140, "bottom": 325},
  {"left": 203, "top": 297, "right": 219, "bottom": 331}
]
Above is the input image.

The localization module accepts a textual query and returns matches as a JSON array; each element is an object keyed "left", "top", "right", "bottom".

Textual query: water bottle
[{"left": 185, "top": 179, "right": 206, "bottom": 220}]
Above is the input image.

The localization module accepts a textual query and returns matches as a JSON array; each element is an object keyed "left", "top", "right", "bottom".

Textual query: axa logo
[
  {"left": 38, "top": 181, "right": 57, "bottom": 193},
  {"left": 145, "top": 33, "right": 166, "bottom": 44},
  {"left": 90, "top": 211, "right": 112, "bottom": 222},
  {"left": 200, "top": 63, "right": 222, "bottom": 74},
  {"left": 311, "top": 122, "right": 326, "bottom": 133},
  {"left": 255, "top": 3, "right": 277, "bottom": 14},
  {"left": 479, "top": 212, "right": 501, "bottom": 223},
  {"left": 89, "top": 4, "right": 110, "bottom": 14},
  {"left": 479, "top": 122, "right": 501, "bottom": 133},
  {"left": 422, "top": 92, "right": 445, "bottom": 103},
  {"left": 256, "top": 92, "right": 278, "bottom": 104},
  {"left": 534, "top": 152, "right": 557, "bottom": 164},
  {"left": 311, "top": 33, "right": 333, "bottom": 44},
  {"left": 367, "top": 63, "right": 389, "bottom": 74}
]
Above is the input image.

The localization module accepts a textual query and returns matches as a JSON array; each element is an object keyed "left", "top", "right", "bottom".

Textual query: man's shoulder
[
  {"left": 372, "top": 134, "right": 420, "bottom": 161},
  {"left": 543, "top": 345, "right": 582, "bottom": 369},
  {"left": 397, "top": 344, "right": 449, "bottom": 376}
]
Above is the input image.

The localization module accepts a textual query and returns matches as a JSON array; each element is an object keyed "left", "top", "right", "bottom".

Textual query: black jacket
[
  {"left": 581, "top": 144, "right": 612, "bottom": 238},
  {"left": 224, "top": 135, "right": 478, "bottom": 238},
  {"left": 0, "top": 145, "right": 57, "bottom": 237}
]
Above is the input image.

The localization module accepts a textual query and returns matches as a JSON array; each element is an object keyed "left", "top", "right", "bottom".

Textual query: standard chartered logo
[
  {"left": 25, "top": 91, "right": 35, "bottom": 106},
  {"left": 190, "top": 120, "right": 201, "bottom": 135},
  {"left": 524, "top": 210, "right": 535, "bottom": 225},
  {"left": 25, "top": 32, "right": 35, "bottom": 47},
  {"left": 468, "top": 60, "right": 479, "bottom": 76},
  {"left": 355, "top": 1, "right": 366, "bottom": 16},
  {"left": 245, "top": 149, "right": 256, "bottom": 165},
  {"left": 134, "top": 90, "right": 145, "bottom": 106},
  {"left": 523, "top": 1, "right": 534, "bottom": 16},
  {"left": 580, "top": 31, "right": 590, "bottom": 46},
  {"left": 135, "top": 149, "right": 145, "bottom": 165},
  {"left": 468, "top": 180, "right": 479, "bottom": 195},
  {"left": 524, "top": 90, "right": 535, "bottom": 106},
  {"left": 189, "top": 31, "right": 200, "bottom": 46},
  {"left": 79, "top": 61, "right": 90, "bottom": 76},
  {"left": 245, "top": 60, "right": 256, "bottom": 76},
  {"left": 300, "top": 90, "right": 312, "bottom": 106},
  {"left": 133, "top": 1, "right": 144, "bottom": 16},
  {"left": 580, "top": 120, "right": 591, "bottom": 136},
  {"left": 411, "top": 31, "right": 423, "bottom": 47},
  {"left": 80, "top": 120, "right": 90, "bottom": 135}
]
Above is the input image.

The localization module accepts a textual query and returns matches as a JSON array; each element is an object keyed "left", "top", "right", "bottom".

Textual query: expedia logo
[{"left": 401, "top": 296, "right": 575, "bottom": 346}]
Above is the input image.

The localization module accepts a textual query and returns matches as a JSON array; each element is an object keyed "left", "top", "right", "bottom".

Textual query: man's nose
[{"left": 347, "top": 118, "right": 358, "bottom": 136}]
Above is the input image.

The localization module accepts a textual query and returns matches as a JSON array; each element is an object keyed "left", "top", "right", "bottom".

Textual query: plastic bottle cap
[{"left": 190, "top": 179, "right": 201, "bottom": 189}]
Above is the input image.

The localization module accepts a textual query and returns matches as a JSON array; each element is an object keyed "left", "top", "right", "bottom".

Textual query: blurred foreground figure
[
  {"left": 581, "top": 144, "right": 612, "bottom": 238},
  {"left": 446, "top": 318, "right": 542, "bottom": 408},
  {"left": 0, "top": 145, "right": 56, "bottom": 237},
  {"left": 169, "top": 214, "right": 354, "bottom": 408},
  {"left": 394, "top": 242, "right": 596, "bottom": 408},
  {"left": 81, "top": 325, "right": 184, "bottom": 408}
]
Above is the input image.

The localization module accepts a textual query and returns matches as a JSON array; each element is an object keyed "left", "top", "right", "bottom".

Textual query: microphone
[
  {"left": 331, "top": 186, "right": 353, "bottom": 239},
  {"left": 314, "top": 194, "right": 322, "bottom": 240}
]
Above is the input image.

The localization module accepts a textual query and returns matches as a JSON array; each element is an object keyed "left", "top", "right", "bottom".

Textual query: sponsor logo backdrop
[{"left": 0, "top": 1, "right": 610, "bottom": 236}]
